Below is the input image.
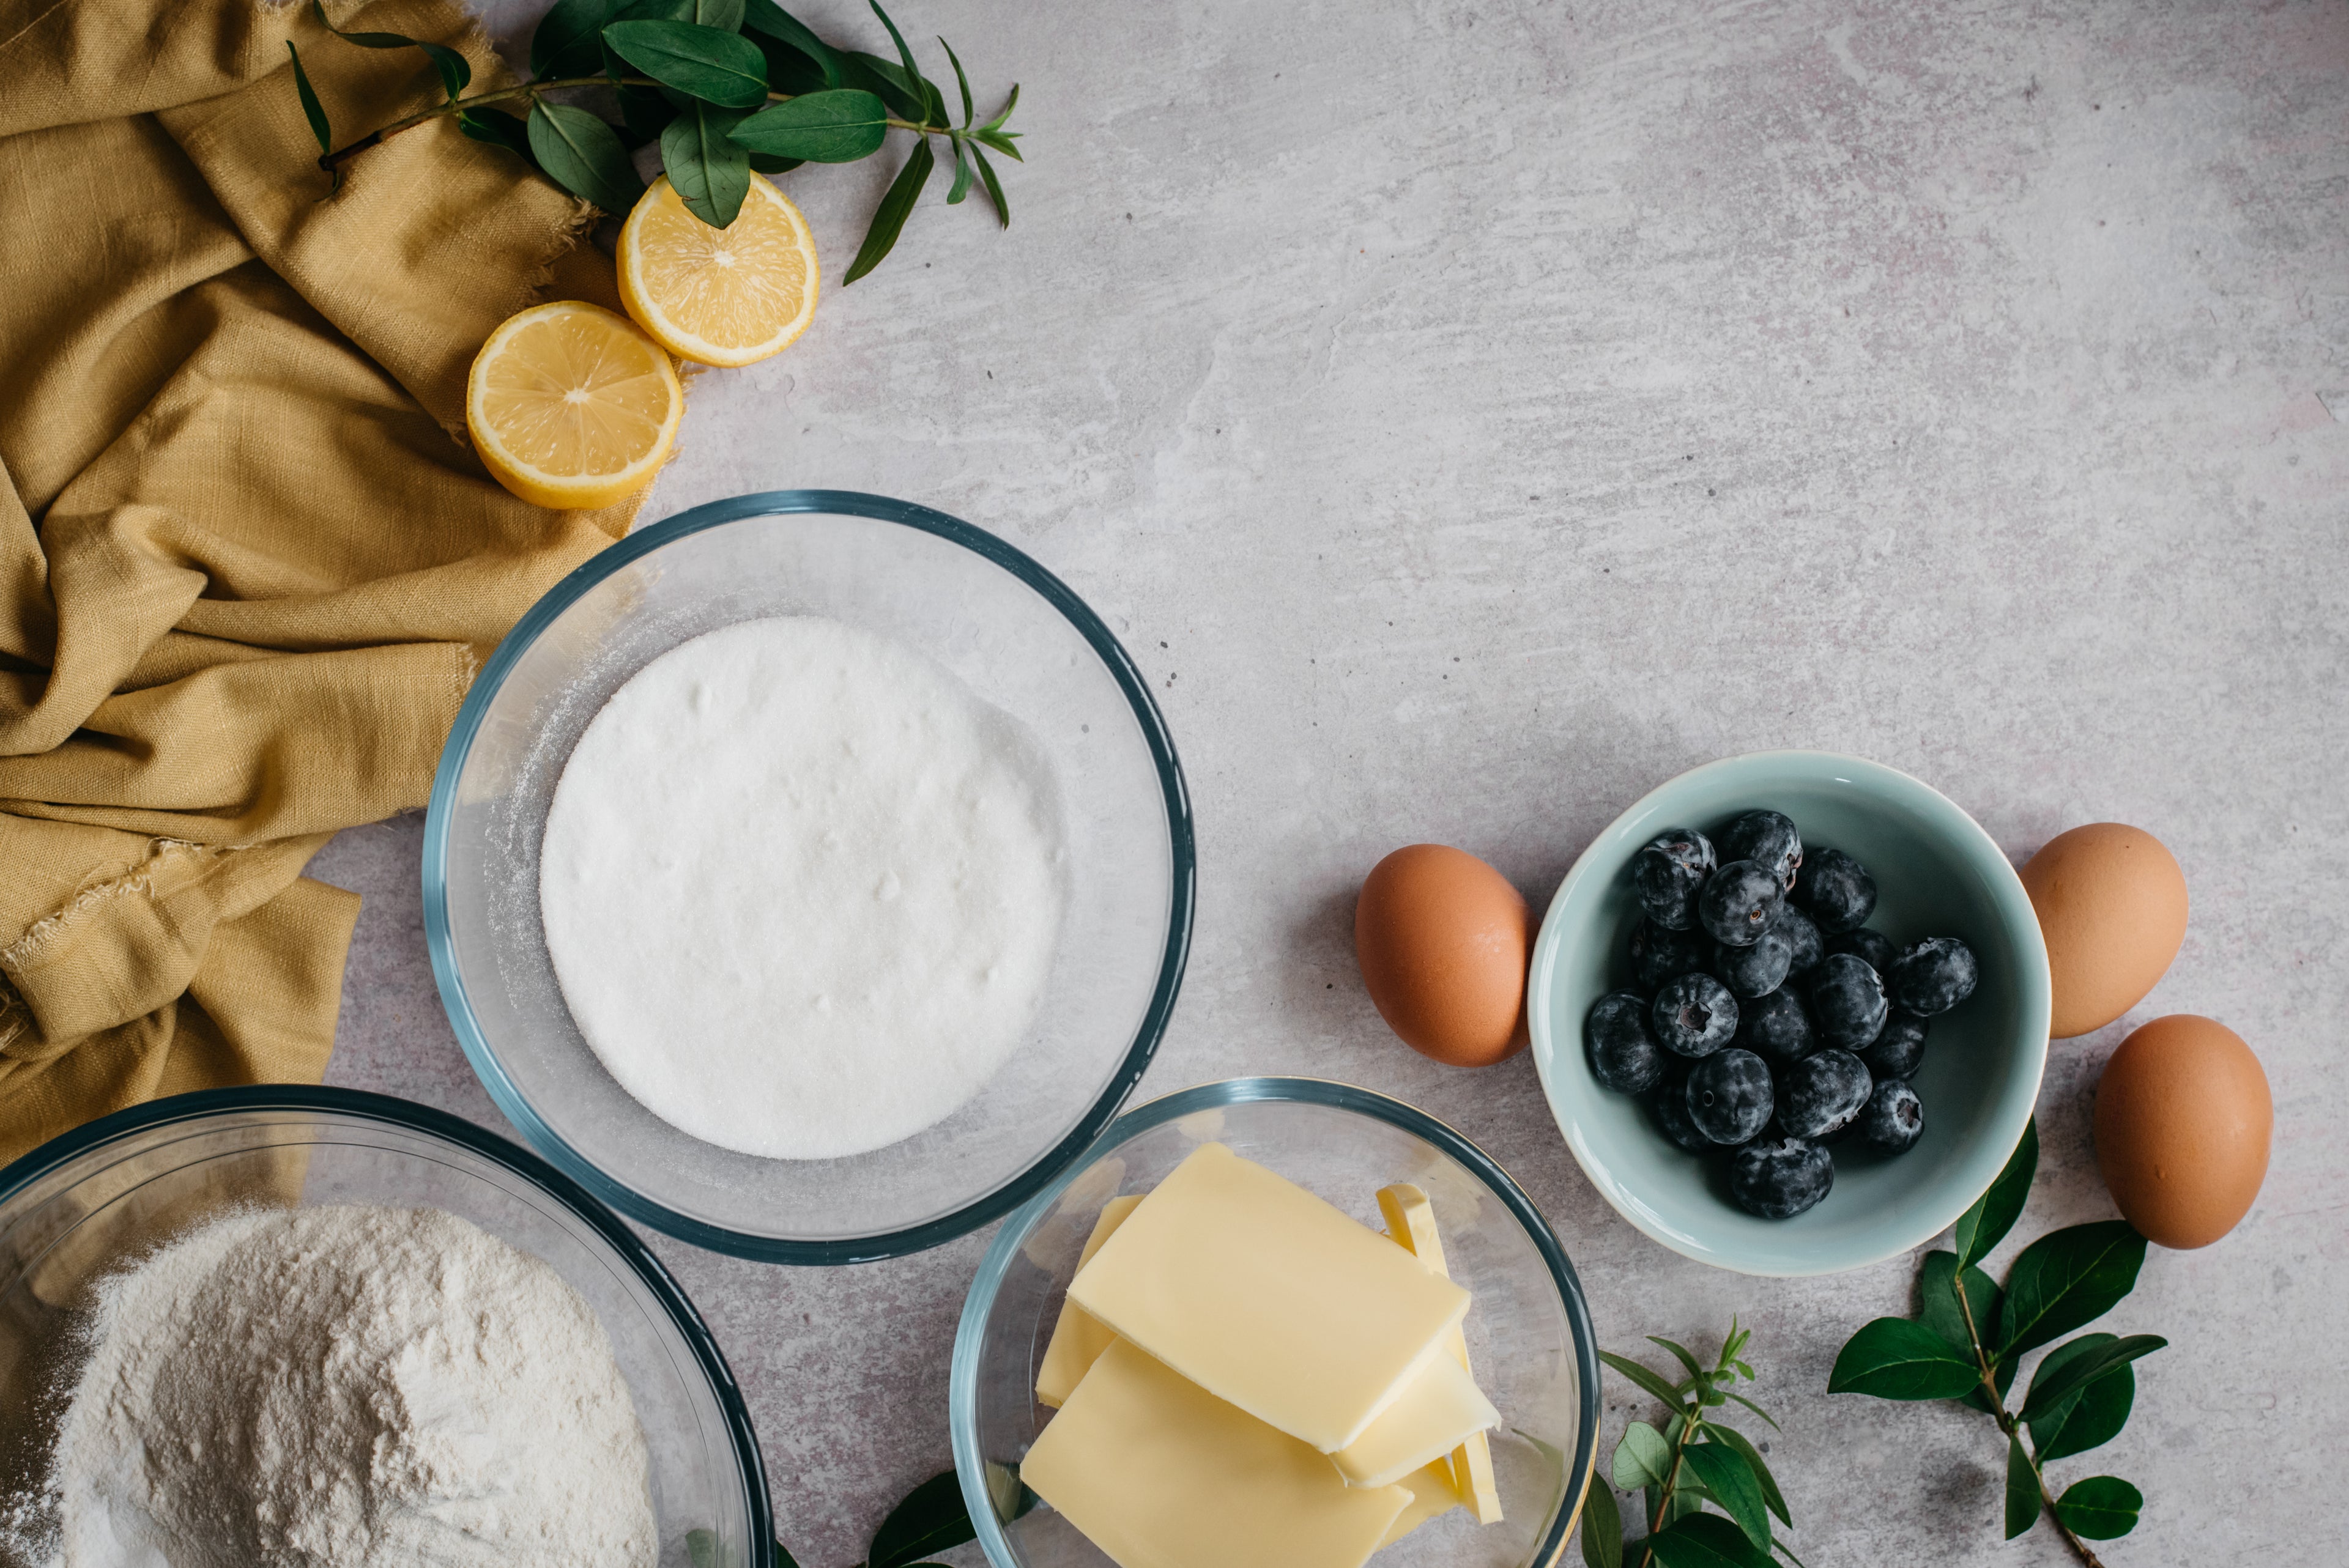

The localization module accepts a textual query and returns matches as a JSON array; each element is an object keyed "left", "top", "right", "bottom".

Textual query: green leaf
[
  {"left": 1996, "top": 1221, "right": 2148, "bottom": 1359},
  {"left": 866, "top": 0, "right": 929, "bottom": 116},
  {"left": 774, "top": 1537, "right": 801, "bottom": 1568},
  {"left": 746, "top": 152, "right": 803, "bottom": 173},
  {"left": 286, "top": 41, "right": 333, "bottom": 158},
  {"left": 972, "top": 124, "right": 1022, "bottom": 161},
  {"left": 842, "top": 133, "right": 932, "bottom": 283},
  {"left": 458, "top": 106, "right": 535, "bottom": 163},
  {"left": 1917, "top": 1251, "right": 1998, "bottom": 1353},
  {"left": 1704, "top": 1424, "right": 1789, "bottom": 1527},
  {"left": 2003, "top": 1432, "right": 2039, "bottom": 1539},
  {"left": 1581, "top": 1476, "right": 1624, "bottom": 1568},
  {"left": 615, "top": 81, "right": 680, "bottom": 148},
  {"left": 1827, "top": 1318, "right": 1982, "bottom": 1401},
  {"left": 970, "top": 143, "right": 1008, "bottom": 227},
  {"left": 1644, "top": 1511, "right": 1776, "bottom": 1568},
  {"left": 1648, "top": 1337, "right": 1709, "bottom": 1385},
  {"left": 944, "top": 137, "right": 971, "bottom": 204},
  {"left": 2021, "top": 1333, "right": 2164, "bottom": 1421},
  {"left": 1612, "top": 1421, "right": 1673, "bottom": 1492},
  {"left": 840, "top": 51, "right": 930, "bottom": 122},
  {"left": 604, "top": 21, "right": 769, "bottom": 108},
  {"left": 527, "top": 101, "right": 645, "bottom": 213},
  {"left": 741, "top": 0, "right": 841, "bottom": 89},
  {"left": 730, "top": 89, "right": 888, "bottom": 163},
  {"left": 2054, "top": 1476, "right": 2142, "bottom": 1540},
  {"left": 1601, "top": 1350, "right": 1691, "bottom": 1413},
  {"left": 867, "top": 1471, "right": 973, "bottom": 1568},
  {"left": 1770, "top": 1536, "right": 1806, "bottom": 1568},
  {"left": 308, "top": 1, "right": 470, "bottom": 102},
  {"left": 1956, "top": 1117, "right": 2037, "bottom": 1270},
  {"left": 1721, "top": 1391, "right": 1778, "bottom": 1430},
  {"left": 531, "top": 0, "right": 625, "bottom": 79},
  {"left": 1682, "top": 1441, "right": 1772, "bottom": 1553},
  {"left": 684, "top": 0, "right": 744, "bottom": 29},
  {"left": 2028, "top": 1334, "right": 2137, "bottom": 1462},
  {"left": 661, "top": 102, "right": 751, "bottom": 226},
  {"left": 940, "top": 36, "right": 973, "bottom": 127},
  {"left": 978, "top": 79, "right": 1017, "bottom": 133}
]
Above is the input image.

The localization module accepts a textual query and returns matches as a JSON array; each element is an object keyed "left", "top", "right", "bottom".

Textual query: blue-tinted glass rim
[
  {"left": 421, "top": 491, "right": 1197, "bottom": 1264},
  {"left": 947, "top": 1076, "right": 1603, "bottom": 1568},
  {"left": 0, "top": 1083, "right": 774, "bottom": 1568}
]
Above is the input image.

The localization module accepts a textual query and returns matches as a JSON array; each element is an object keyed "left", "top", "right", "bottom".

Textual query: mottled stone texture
[{"left": 321, "top": 1, "right": 2345, "bottom": 1562}]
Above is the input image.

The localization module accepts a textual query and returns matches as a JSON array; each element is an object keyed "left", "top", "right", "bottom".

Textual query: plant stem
[
  {"left": 319, "top": 78, "right": 943, "bottom": 174},
  {"left": 1948, "top": 1272, "right": 2109, "bottom": 1568}
]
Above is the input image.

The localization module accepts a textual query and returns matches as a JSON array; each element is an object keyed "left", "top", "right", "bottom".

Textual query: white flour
[
  {"left": 538, "top": 615, "right": 1067, "bottom": 1159},
  {"left": 39, "top": 1205, "right": 655, "bottom": 1568}
]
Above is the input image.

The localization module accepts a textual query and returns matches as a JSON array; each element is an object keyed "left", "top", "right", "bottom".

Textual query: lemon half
[
  {"left": 617, "top": 175, "right": 820, "bottom": 368},
  {"left": 466, "top": 301, "right": 683, "bottom": 510}
]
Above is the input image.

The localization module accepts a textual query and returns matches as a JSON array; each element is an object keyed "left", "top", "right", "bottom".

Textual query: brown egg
[
  {"left": 1356, "top": 845, "right": 1529, "bottom": 1067},
  {"left": 2094, "top": 1015, "right": 2271, "bottom": 1249},
  {"left": 2019, "top": 823, "right": 2189, "bottom": 1038}
]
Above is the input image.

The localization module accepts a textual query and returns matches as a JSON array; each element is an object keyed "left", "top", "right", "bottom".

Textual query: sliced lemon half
[
  {"left": 465, "top": 300, "right": 683, "bottom": 511},
  {"left": 618, "top": 175, "right": 820, "bottom": 368}
]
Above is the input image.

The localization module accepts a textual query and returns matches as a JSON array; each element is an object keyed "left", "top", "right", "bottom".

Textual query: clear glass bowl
[
  {"left": 949, "top": 1078, "right": 1602, "bottom": 1568},
  {"left": 0, "top": 1087, "right": 770, "bottom": 1568},
  {"left": 424, "top": 492, "right": 1195, "bottom": 1263}
]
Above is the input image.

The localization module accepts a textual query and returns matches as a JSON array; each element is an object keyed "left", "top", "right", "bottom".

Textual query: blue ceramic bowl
[{"left": 1527, "top": 752, "right": 2050, "bottom": 1276}]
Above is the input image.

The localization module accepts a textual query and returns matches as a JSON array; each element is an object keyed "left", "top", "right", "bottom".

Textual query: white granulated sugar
[
  {"left": 43, "top": 1205, "right": 655, "bottom": 1568},
  {"left": 539, "top": 615, "right": 1067, "bottom": 1160}
]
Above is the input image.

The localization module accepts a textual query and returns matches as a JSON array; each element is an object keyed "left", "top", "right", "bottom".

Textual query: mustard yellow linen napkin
[{"left": 0, "top": 0, "right": 652, "bottom": 1163}]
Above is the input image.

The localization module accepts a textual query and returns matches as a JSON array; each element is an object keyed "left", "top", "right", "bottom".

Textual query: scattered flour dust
[
  {"left": 34, "top": 1205, "right": 655, "bottom": 1568},
  {"left": 538, "top": 615, "right": 1068, "bottom": 1160}
]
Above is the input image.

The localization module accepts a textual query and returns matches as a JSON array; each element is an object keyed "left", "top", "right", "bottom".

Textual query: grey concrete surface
[{"left": 318, "top": 2, "right": 2346, "bottom": 1562}]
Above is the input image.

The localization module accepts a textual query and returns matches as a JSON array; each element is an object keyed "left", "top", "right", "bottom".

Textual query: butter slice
[
  {"left": 1022, "top": 1338, "right": 1411, "bottom": 1568},
  {"left": 1068, "top": 1143, "right": 1471, "bottom": 1453},
  {"left": 1376, "top": 1460, "right": 1463, "bottom": 1549},
  {"left": 1330, "top": 1350, "right": 1497, "bottom": 1488},
  {"left": 1378, "top": 1183, "right": 1504, "bottom": 1525},
  {"left": 1036, "top": 1194, "right": 1143, "bottom": 1408}
]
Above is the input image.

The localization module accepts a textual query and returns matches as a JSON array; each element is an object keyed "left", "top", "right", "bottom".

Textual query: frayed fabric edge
[{"left": 0, "top": 840, "right": 230, "bottom": 977}]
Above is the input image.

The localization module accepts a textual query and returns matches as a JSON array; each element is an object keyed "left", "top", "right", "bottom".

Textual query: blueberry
[
  {"left": 1807, "top": 952, "right": 1888, "bottom": 1049},
  {"left": 1685, "top": 1048, "right": 1773, "bottom": 1145},
  {"left": 1586, "top": 991, "right": 1666, "bottom": 1093},
  {"left": 1720, "top": 810, "right": 1802, "bottom": 890},
  {"left": 1736, "top": 987, "right": 1816, "bottom": 1068},
  {"left": 1825, "top": 927, "right": 1898, "bottom": 975},
  {"left": 1711, "top": 919, "right": 1794, "bottom": 999},
  {"left": 1778, "top": 1048, "right": 1872, "bottom": 1139},
  {"left": 1776, "top": 904, "right": 1824, "bottom": 979},
  {"left": 1650, "top": 1069, "right": 1717, "bottom": 1151},
  {"left": 1730, "top": 1137, "right": 1834, "bottom": 1219},
  {"left": 1858, "top": 1010, "right": 1928, "bottom": 1081},
  {"left": 1794, "top": 847, "right": 1877, "bottom": 933},
  {"left": 1888, "top": 937, "right": 1979, "bottom": 1017},
  {"left": 1855, "top": 1079, "right": 1924, "bottom": 1154},
  {"left": 1632, "top": 828, "right": 1715, "bottom": 931},
  {"left": 1699, "top": 860, "right": 1784, "bottom": 948},
  {"left": 1628, "top": 920, "right": 1710, "bottom": 994},
  {"left": 1650, "top": 972, "right": 1739, "bottom": 1057}
]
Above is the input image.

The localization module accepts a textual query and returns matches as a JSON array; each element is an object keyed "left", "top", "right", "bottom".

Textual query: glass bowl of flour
[
  {"left": 425, "top": 491, "right": 1194, "bottom": 1262},
  {"left": 0, "top": 1086, "right": 771, "bottom": 1568}
]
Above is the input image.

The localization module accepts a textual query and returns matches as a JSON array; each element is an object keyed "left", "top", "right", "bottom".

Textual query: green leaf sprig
[
  {"left": 1827, "top": 1119, "right": 2164, "bottom": 1566},
  {"left": 1579, "top": 1321, "right": 1802, "bottom": 1568},
  {"left": 289, "top": 0, "right": 1017, "bottom": 280}
]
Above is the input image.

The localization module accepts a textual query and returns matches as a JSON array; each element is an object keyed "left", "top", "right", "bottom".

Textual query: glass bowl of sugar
[
  {"left": 424, "top": 491, "right": 1194, "bottom": 1263},
  {"left": 948, "top": 1078, "right": 1604, "bottom": 1568},
  {"left": 0, "top": 1086, "right": 771, "bottom": 1568}
]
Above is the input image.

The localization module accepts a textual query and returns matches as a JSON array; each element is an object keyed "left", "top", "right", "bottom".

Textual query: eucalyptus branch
[{"left": 286, "top": 0, "right": 1020, "bottom": 279}]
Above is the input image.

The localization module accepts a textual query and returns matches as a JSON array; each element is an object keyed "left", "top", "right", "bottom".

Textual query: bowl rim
[
  {"left": 421, "top": 489, "right": 1197, "bottom": 1265},
  {"left": 0, "top": 1083, "right": 775, "bottom": 1568},
  {"left": 948, "top": 1075, "right": 1603, "bottom": 1568},
  {"left": 1526, "top": 749, "right": 2053, "bottom": 1277}
]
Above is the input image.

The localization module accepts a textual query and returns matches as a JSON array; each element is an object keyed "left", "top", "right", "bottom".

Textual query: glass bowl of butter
[{"left": 949, "top": 1077, "right": 1603, "bottom": 1568}]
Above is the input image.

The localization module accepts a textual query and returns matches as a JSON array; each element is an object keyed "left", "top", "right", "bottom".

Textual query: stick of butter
[
  {"left": 1378, "top": 1182, "right": 1505, "bottom": 1525},
  {"left": 1021, "top": 1338, "right": 1411, "bottom": 1568},
  {"left": 1036, "top": 1194, "right": 1143, "bottom": 1408},
  {"left": 1067, "top": 1142, "right": 1471, "bottom": 1453},
  {"left": 1330, "top": 1349, "right": 1498, "bottom": 1488}
]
